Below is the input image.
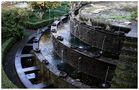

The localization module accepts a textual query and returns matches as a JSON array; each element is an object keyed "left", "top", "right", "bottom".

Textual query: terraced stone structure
[{"left": 15, "top": 2, "right": 137, "bottom": 88}]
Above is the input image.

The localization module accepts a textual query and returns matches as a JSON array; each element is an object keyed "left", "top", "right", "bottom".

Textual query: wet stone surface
[
  {"left": 39, "top": 29, "right": 91, "bottom": 88},
  {"left": 39, "top": 23, "right": 112, "bottom": 87}
]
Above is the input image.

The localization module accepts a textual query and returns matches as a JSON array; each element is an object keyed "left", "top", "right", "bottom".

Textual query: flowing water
[
  {"left": 39, "top": 21, "right": 109, "bottom": 87},
  {"left": 101, "top": 36, "right": 107, "bottom": 51},
  {"left": 104, "top": 66, "right": 110, "bottom": 83},
  {"left": 61, "top": 50, "right": 64, "bottom": 63}
]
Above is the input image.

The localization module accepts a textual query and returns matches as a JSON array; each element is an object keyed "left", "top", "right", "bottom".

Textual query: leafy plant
[
  {"left": 2, "top": 8, "right": 28, "bottom": 40},
  {"left": 29, "top": 1, "right": 61, "bottom": 20},
  {"left": 26, "top": 1, "right": 69, "bottom": 27},
  {"left": 110, "top": 15, "right": 131, "bottom": 20},
  {"left": 131, "top": 9, "right": 137, "bottom": 20},
  {"left": 24, "top": 18, "right": 54, "bottom": 29}
]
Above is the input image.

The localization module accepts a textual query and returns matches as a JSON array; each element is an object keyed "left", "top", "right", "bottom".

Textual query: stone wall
[
  {"left": 35, "top": 58, "right": 76, "bottom": 88},
  {"left": 52, "top": 35, "right": 116, "bottom": 81},
  {"left": 70, "top": 18, "right": 125, "bottom": 58}
]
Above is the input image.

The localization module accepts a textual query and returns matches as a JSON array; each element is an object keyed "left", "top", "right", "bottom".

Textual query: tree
[
  {"left": 45, "top": 1, "right": 61, "bottom": 19},
  {"left": 29, "top": 1, "right": 61, "bottom": 20}
]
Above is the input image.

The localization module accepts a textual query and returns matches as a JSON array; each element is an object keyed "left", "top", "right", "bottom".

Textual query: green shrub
[
  {"left": 27, "top": 2, "right": 69, "bottom": 23},
  {"left": 2, "top": 8, "right": 28, "bottom": 40},
  {"left": 24, "top": 18, "right": 54, "bottom": 29},
  {"left": 131, "top": 9, "right": 137, "bottom": 20}
]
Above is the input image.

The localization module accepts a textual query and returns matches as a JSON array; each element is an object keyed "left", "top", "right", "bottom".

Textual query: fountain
[
  {"left": 61, "top": 50, "right": 64, "bottom": 63},
  {"left": 99, "top": 66, "right": 110, "bottom": 88},
  {"left": 14, "top": 2, "right": 137, "bottom": 88}
]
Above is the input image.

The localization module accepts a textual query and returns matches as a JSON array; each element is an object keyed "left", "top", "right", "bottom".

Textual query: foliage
[
  {"left": 30, "top": 1, "right": 61, "bottom": 11},
  {"left": 110, "top": 9, "right": 137, "bottom": 21},
  {"left": 28, "top": 9, "right": 67, "bottom": 23},
  {"left": 2, "top": 8, "right": 28, "bottom": 41},
  {"left": 30, "top": 2, "right": 46, "bottom": 11},
  {"left": 29, "top": 1, "right": 61, "bottom": 20},
  {"left": 131, "top": 9, "right": 137, "bottom": 20},
  {"left": 111, "top": 39, "right": 137, "bottom": 88},
  {"left": 111, "top": 62, "right": 137, "bottom": 88},
  {"left": 24, "top": 1, "right": 69, "bottom": 29},
  {"left": 110, "top": 15, "right": 131, "bottom": 20},
  {"left": 45, "top": 1, "right": 61, "bottom": 9},
  {"left": 2, "top": 2, "right": 70, "bottom": 39},
  {"left": 24, "top": 18, "right": 54, "bottom": 29}
]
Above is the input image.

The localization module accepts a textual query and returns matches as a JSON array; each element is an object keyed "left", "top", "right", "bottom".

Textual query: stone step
[
  {"left": 21, "top": 54, "right": 33, "bottom": 58},
  {"left": 30, "top": 83, "right": 49, "bottom": 88},
  {"left": 25, "top": 44, "right": 33, "bottom": 47},
  {"left": 23, "top": 66, "right": 39, "bottom": 72},
  {"left": 124, "top": 37, "right": 137, "bottom": 43},
  {"left": 120, "top": 46, "right": 137, "bottom": 56},
  {"left": 112, "top": 77, "right": 135, "bottom": 87},
  {"left": 122, "top": 47, "right": 137, "bottom": 53},
  {"left": 33, "top": 43, "right": 39, "bottom": 52},
  {"left": 120, "top": 51, "right": 137, "bottom": 57},
  {"left": 123, "top": 41, "right": 137, "bottom": 48},
  {"left": 26, "top": 73, "right": 36, "bottom": 80},
  {"left": 119, "top": 55, "right": 137, "bottom": 63}
]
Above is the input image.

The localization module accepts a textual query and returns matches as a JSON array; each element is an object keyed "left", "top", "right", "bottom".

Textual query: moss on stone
[
  {"left": 111, "top": 39, "right": 137, "bottom": 88},
  {"left": 2, "top": 67, "right": 17, "bottom": 88}
]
